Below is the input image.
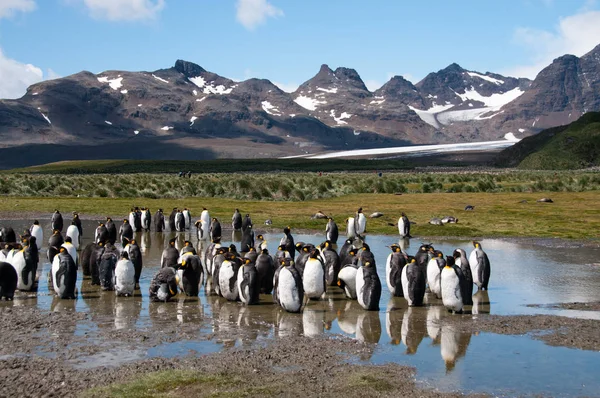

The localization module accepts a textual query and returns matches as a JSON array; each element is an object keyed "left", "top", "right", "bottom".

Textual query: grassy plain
[{"left": 1, "top": 191, "right": 598, "bottom": 240}]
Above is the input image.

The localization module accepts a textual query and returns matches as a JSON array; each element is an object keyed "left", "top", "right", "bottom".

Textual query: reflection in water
[
  {"left": 472, "top": 290, "right": 491, "bottom": 314},
  {"left": 385, "top": 297, "right": 404, "bottom": 345},
  {"left": 231, "top": 230, "right": 242, "bottom": 243},
  {"left": 276, "top": 309, "right": 303, "bottom": 338},
  {"left": 356, "top": 311, "right": 381, "bottom": 344},
  {"left": 115, "top": 295, "right": 142, "bottom": 329},
  {"left": 337, "top": 300, "right": 361, "bottom": 335},
  {"left": 426, "top": 304, "right": 444, "bottom": 345},
  {"left": 401, "top": 307, "right": 427, "bottom": 355},
  {"left": 440, "top": 324, "right": 472, "bottom": 372}
]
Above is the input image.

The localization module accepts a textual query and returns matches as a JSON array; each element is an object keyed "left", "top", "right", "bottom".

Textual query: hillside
[{"left": 495, "top": 112, "right": 600, "bottom": 169}]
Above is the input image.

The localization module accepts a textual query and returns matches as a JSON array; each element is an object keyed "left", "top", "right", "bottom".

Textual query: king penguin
[
  {"left": 386, "top": 244, "right": 407, "bottom": 297},
  {"left": 427, "top": 251, "right": 445, "bottom": 299},
  {"left": 453, "top": 249, "right": 473, "bottom": 305},
  {"left": 66, "top": 221, "right": 80, "bottom": 250},
  {"left": 0, "top": 262, "right": 17, "bottom": 300},
  {"left": 47, "top": 229, "right": 64, "bottom": 263},
  {"left": 401, "top": 257, "right": 425, "bottom": 306},
  {"left": 114, "top": 251, "right": 135, "bottom": 297},
  {"left": 29, "top": 221, "right": 43, "bottom": 251},
  {"left": 237, "top": 257, "right": 260, "bottom": 305},
  {"left": 440, "top": 256, "right": 465, "bottom": 314},
  {"left": 469, "top": 241, "right": 491, "bottom": 290},
  {"left": 177, "top": 251, "right": 203, "bottom": 296},
  {"left": 303, "top": 249, "right": 326, "bottom": 300},
  {"left": 126, "top": 239, "right": 143, "bottom": 288},
  {"left": 51, "top": 210, "right": 64, "bottom": 232},
  {"left": 325, "top": 217, "right": 339, "bottom": 243},
  {"left": 356, "top": 260, "right": 381, "bottom": 311},
  {"left": 219, "top": 252, "right": 240, "bottom": 302},
  {"left": 398, "top": 212, "right": 411, "bottom": 238},
  {"left": 255, "top": 248, "right": 275, "bottom": 294},
  {"left": 355, "top": 207, "right": 367, "bottom": 237},
  {"left": 280, "top": 226, "right": 295, "bottom": 256},
  {"left": 149, "top": 267, "right": 178, "bottom": 302},
  {"left": 52, "top": 247, "right": 77, "bottom": 299},
  {"left": 232, "top": 208, "right": 242, "bottom": 231},
  {"left": 274, "top": 258, "right": 304, "bottom": 313},
  {"left": 319, "top": 240, "right": 340, "bottom": 286}
]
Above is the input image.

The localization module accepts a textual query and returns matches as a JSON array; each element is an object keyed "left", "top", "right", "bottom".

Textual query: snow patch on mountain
[
  {"left": 504, "top": 132, "right": 520, "bottom": 142},
  {"left": 189, "top": 76, "right": 206, "bottom": 88},
  {"left": 105, "top": 121, "right": 112, "bottom": 125},
  {"left": 261, "top": 101, "right": 282, "bottom": 116},
  {"left": 408, "top": 103, "right": 454, "bottom": 128},
  {"left": 466, "top": 71, "right": 504, "bottom": 85},
  {"left": 190, "top": 116, "right": 197, "bottom": 126},
  {"left": 330, "top": 110, "right": 351, "bottom": 125},
  {"left": 152, "top": 74, "right": 169, "bottom": 84},
  {"left": 189, "top": 76, "right": 235, "bottom": 95},
  {"left": 161, "top": 126, "right": 173, "bottom": 131},
  {"left": 317, "top": 87, "right": 338, "bottom": 94},
  {"left": 455, "top": 86, "right": 524, "bottom": 108},
  {"left": 294, "top": 95, "right": 327, "bottom": 111},
  {"left": 40, "top": 112, "right": 51, "bottom": 125},
  {"left": 97, "top": 76, "right": 123, "bottom": 91},
  {"left": 437, "top": 107, "right": 503, "bottom": 124}
]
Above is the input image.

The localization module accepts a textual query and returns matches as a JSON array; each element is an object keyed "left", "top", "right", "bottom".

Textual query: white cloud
[
  {"left": 236, "top": 0, "right": 283, "bottom": 30},
  {"left": 506, "top": 9, "right": 600, "bottom": 78},
  {"left": 0, "top": 48, "right": 44, "bottom": 99},
  {"left": 273, "top": 81, "right": 298, "bottom": 93},
  {"left": 0, "top": 0, "right": 36, "bottom": 19},
  {"left": 75, "top": 0, "right": 165, "bottom": 21}
]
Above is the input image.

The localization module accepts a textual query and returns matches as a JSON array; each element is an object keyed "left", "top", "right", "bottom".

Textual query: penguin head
[
  {"left": 389, "top": 244, "right": 400, "bottom": 252},
  {"left": 437, "top": 251, "right": 443, "bottom": 258},
  {"left": 294, "top": 242, "right": 303, "bottom": 252},
  {"left": 33, "top": 220, "right": 39, "bottom": 225},
  {"left": 123, "top": 219, "right": 128, "bottom": 223},
  {"left": 180, "top": 259, "right": 187, "bottom": 267},
  {"left": 107, "top": 217, "right": 112, "bottom": 222},
  {"left": 121, "top": 251, "right": 129, "bottom": 260},
  {"left": 277, "top": 245, "right": 285, "bottom": 252},
  {"left": 169, "top": 238, "right": 176, "bottom": 246},
  {"left": 362, "top": 243, "right": 371, "bottom": 252},
  {"left": 261, "top": 248, "right": 269, "bottom": 255},
  {"left": 65, "top": 236, "right": 72, "bottom": 243},
  {"left": 408, "top": 256, "right": 416, "bottom": 263},
  {"left": 348, "top": 249, "right": 356, "bottom": 257},
  {"left": 98, "top": 242, "right": 104, "bottom": 247},
  {"left": 130, "top": 239, "right": 136, "bottom": 245},
  {"left": 257, "top": 234, "right": 264, "bottom": 240},
  {"left": 364, "top": 261, "right": 372, "bottom": 268},
  {"left": 473, "top": 241, "right": 481, "bottom": 249},
  {"left": 452, "top": 249, "right": 461, "bottom": 259},
  {"left": 99, "top": 222, "right": 105, "bottom": 227},
  {"left": 53, "top": 229, "right": 59, "bottom": 235},
  {"left": 323, "top": 240, "right": 331, "bottom": 248},
  {"left": 248, "top": 247, "right": 256, "bottom": 252},
  {"left": 401, "top": 212, "right": 406, "bottom": 217},
  {"left": 59, "top": 247, "right": 66, "bottom": 253},
  {"left": 195, "top": 220, "right": 201, "bottom": 227},
  {"left": 445, "top": 256, "right": 455, "bottom": 267},
  {"left": 228, "top": 244, "right": 237, "bottom": 252},
  {"left": 184, "top": 240, "right": 191, "bottom": 247},
  {"left": 244, "top": 258, "right": 252, "bottom": 265},
  {"left": 309, "top": 249, "right": 320, "bottom": 259},
  {"left": 283, "top": 226, "right": 291, "bottom": 234}
]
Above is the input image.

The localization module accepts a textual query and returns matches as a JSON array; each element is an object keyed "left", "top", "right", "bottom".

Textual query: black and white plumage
[
  {"left": 244, "top": 247, "right": 259, "bottom": 262},
  {"left": 99, "top": 243, "right": 119, "bottom": 291},
  {"left": 29, "top": 221, "right": 43, "bottom": 250},
  {"left": 303, "top": 249, "right": 326, "bottom": 300},
  {"left": 356, "top": 261, "right": 381, "bottom": 311},
  {"left": 337, "top": 260, "right": 359, "bottom": 300},
  {"left": 105, "top": 218, "right": 117, "bottom": 244},
  {"left": 345, "top": 217, "right": 357, "bottom": 239},
  {"left": 95, "top": 223, "right": 109, "bottom": 244},
  {"left": 161, "top": 239, "right": 179, "bottom": 269},
  {"left": 61, "top": 238, "right": 78, "bottom": 267},
  {"left": 469, "top": 241, "right": 491, "bottom": 290},
  {"left": 453, "top": 249, "right": 473, "bottom": 305},
  {"left": 398, "top": 212, "right": 411, "bottom": 238},
  {"left": 242, "top": 213, "right": 252, "bottom": 232},
  {"left": 293, "top": 243, "right": 312, "bottom": 276},
  {"left": 440, "top": 256, "right": 465, "bottom": 314},
  {"left": 128, "top": 211, "right": 138, "bottom": 232},
  {"left": 90, "top": 242, "right": 105, "bottom": 285},
  {"left": 177, "top": 252, "right": 203, "bottom": 296},
  {"left": 0, "top": 262, "right": 17, "bottom": 300},
  {"left": 168, "top": 208, "right": 177, "bottom": 231},
  {"left": 80, "top": 242, "right": 97, "bottom": 276},
  {"left": 47, "top": 230, "right": 64, "bottom": 263},
  {"left": 240, "top": 225, "right": 255, "bottom": 254},
  {"left": 255, "top": 248, "right": 275, "bottom": 294},
  {"left": 51, "top": 210, "right": 64, "bottom": 232},
  {"left": 126, "top": 240, "right": 143, "bottom": 287},
  {"left": 255, "top": 234, "right": 268, "bottom": 252},
  {"left": 358, "top": 243, "right": 376, "bottom": 267},
  {"left": 154, "top": 210, "right": 165, "bottom": 232},
  {"left": 219, "top": 253, "right": 240, "bottom": 301},
  {"left": 141, "top": 208, "right": 152, "bottom": 231},
  {"left": 65, "top": 222, "right": 80, "bottom": 250},
  {"left": 338, "top": 238, "right": 354, "bottom": 266},
  {"left": 386, "top": 244, "right": 407, "bottom": 297},
  {"left": 325, "top": 217, "right": 339, "bottom": 243},
  {"left": 401, "top": 258, "right": 426, "bottom": 306},
  {"left": 210, "top": 218, "right": 222, "bottom": 243},
  {"left": 149, "top": 267, "right": 178, "bottom": 302},
  {"left": 114, "top": 252, "right": 135, "bottom": 296},
  {"left": 51, "top": 248, "right": 77, "bottom": 299},
  {"left": 319, "top": 241, "right": 340, "bottom": 286},
  {"left": 279, "top": 227, "right": 295, "bottom": 257},
  {"left": 182, "top": 208, "right": 191, "bottom": 230},
  {"left": 354, "top": 207, "right": 367, "bottom": 237},
  {"left": 232, "top": 209, "right": 242, "bottom": 230},
  {"left": 237, "top": 258, "right": 259, "bottom": 305},
  {"left": 0, "top": 226, "right": 16, "bottom": 244},
  {"left": 175, "top": 211, "right": 185, "bottom": 232},
  {"left": 210, "top": 247, "right": 226, "bottom": 296},
  {"left": 274, "top": 260, "right": 304, "bottom": 313},
  {"left": 119, "top": 220, "right": 133, "bottom": 247},
  {"left": 13, "top": 243, "right": 37, "bottom": 291},
  {"left": 426, "top": 251, "right": 445, "bottom": 299}
]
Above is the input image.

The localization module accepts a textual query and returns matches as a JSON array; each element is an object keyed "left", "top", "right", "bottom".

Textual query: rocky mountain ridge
[{"left": 0, "top": 43, "right": 599, "bottom": 164}]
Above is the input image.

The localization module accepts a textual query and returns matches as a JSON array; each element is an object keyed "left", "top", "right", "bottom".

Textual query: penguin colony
[{"left": 0, "top": 208, "right": 491, "bottom": 317}]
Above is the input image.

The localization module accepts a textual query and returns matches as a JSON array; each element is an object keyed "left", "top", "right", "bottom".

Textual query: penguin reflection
[
  {"left": 303, "top": 300, "right": 332, "bottom": 337},
  {"left": 472, "top": 290, "right": 491, "bottom": 314},
  {"left": 356, "top": 310, "right": 381, "bottom": 344},
  {"left": 385, "top": 297, "right": 405, "bottom": 345},
  {"left": 231, "top": 229, "right": 242, "bottom": 243},
  {"left": 401, "top": 306, "right": 427, "bottom": 355},
  {"left": 440, "top": 324, "right": 472, "bottom": 372},
  {"left": 114, "top": 294, "right": 143, "bottom": 330},
  {"left": 337, "top": 300, "right": 362, "bottom": 336},
  {"left": 176, "top": 296, "right": 203, "bottom": 324},
  {"left": 426, "top": 304, "right": 445, "bottom": 345},
  {"left": 276, "top": 309, "right": 303, "bottom": 338}
]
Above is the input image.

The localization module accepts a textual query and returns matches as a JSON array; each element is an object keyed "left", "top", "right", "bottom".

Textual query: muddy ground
[{"left": 0, "top": 304, "right": 598, "bottom": 397}]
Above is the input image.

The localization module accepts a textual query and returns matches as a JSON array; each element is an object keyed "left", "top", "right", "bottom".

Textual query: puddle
[{"left": 1, "top": 218, "right": 600, "bottom": 396}]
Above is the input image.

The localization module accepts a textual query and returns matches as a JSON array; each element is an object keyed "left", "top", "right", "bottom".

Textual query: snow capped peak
[{"left": 97, "top": 76, "right": 123, "bottom": 90}]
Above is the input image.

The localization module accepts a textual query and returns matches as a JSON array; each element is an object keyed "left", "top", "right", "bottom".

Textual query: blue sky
[{"left": 1, "top": 0, "right": 600, "bottom": 98}]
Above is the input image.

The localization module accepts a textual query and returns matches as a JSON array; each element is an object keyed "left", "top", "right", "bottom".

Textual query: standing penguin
[
  {"left": 274, "top": 259, "right": 304, "bottom": 313},
  {"left": 141, "top": 208, "right": 151, "bottom": 231},
  {"left": 232, "top": 209, "right": 242, "bottom": 231},
  {"left": 149, "top": 267, "right": 178, "bottom": 302},
  {"left": 402, "top": 257, "right": 426, "bottom": 307},
  {"left": 453, "top": 249, "right": 473, "bottom": 305},
  {"left": 319, "top": 240, "right": 340, "bottom": 286},
  {"left": 168, "top": 208, "right": 177, "bottom": 231},
  {"left": 72, "top": 212, "right": 83, "bottom": 238},
  {"left": 161, "top": 238, "right": 179, "bottom": 268},
  {"left": 240, "top": 225, "right": 255, "bottom": 254},
  {"left": 200, "top": 207, "right": 211, "bottom": 231},
  {"left": 52, "top": 247, "right": 77, "bottom": 299},
  {"left": 356, "top": 260, "right": 381, "bottom": 311},
  {"left": 105, "top": 217, "right": 117, "bottom": 244},
  {"left": 126, "top": 239, "right": 143, "bottom": 288},
  {"left": 469, "top": 241, "right": 491, "bottom": 291},
  {"left": 241, "top": 213, "right": 252, "bottom": 232},
  {"left": 114, "top": 251, "right": 135, "bottom": 297},
  {"left": 441, "top": 256, "right": 465, "bottom": 314},
  {"left": 427, "top": 251, "right": 445, "bottom": 299},
  {"left": 219, "top": 252, "right": 240, "bottom": 302},
  {"left": 90, "top": 242, "right": 105, "bottom": 285},
  {"left": 66, "top": 221, "right": 80, "bottom": 250},
  {"left": 12, "top": 243, "right": 36, "bottom": 291},
  {"left": 182, "top": 208, "right": 191, "bottom": 230},
  {"left": 303, "top": 249, "right": 326, "bottom": 300},
  {"left": 255, "top": 248, "right": 275, "bottom": 294},
  {"left": 128, "top": 209, "right": 138, "bottom": 232},
  {"left": 29, "top": 221, "right": 43, "bottom": 251},
  {"left": 195, "top": 218, "right": 210, "bottom": 241},
  {"left": 255, "top": 234, "right": 268, "bottom": 251},
  {"left": 325, "top": 217, "right": 339, "bottom": 243},
  {"left": 177, "top": 251, "right": 203, "bottom": 296},
  {"left": 210, "top": 218, "right": 222, "bottom": 243},
  {"left": 51, "top": 210, "right": 64, "bottom": 232},
  {"left": 154, "top": 209, "right": 165, "bottom": 232},
  {"left": 355, "top": 207, "right": 367, "bottom": 237},
  {"left": 99, "top": 243, "right": 119, "bottom": 291},
  {"left": 337, "top": 251, "right": 359, "bottom": 300},
  {"left": 80, "top": 242, "right": 96, "bottom": 276},
  {"left": 0, "top": 226, "right": 16, "bottom": 244},
  {"left": 133, "top": 207, "right": 142, "bottom": 231},
  {"left": 386, "top": 244, "right": 407, "bottom": 297},
  {"left": 338, "top": 238, "right": 354, "bottom": 266},
  {"left": 62, "top": 237, "right": 78, "bottom": 267},
  {"left": 0, "top": 262, "right": 17, "bottom": 300},
  {"left": 175, "top": 210, "right": 185, "bottom": 232},
  {"left": 119, "top": 219, "right": 133, "bottom": 248},
  {"left": 47, "top": 230, "right": 64, "bottom": 263},
  {"left": 398, "top": 212, "right": 411, "bottom": 238},
  {"left": 345, "top": 217, "right": 357, "bottom": 239},
  {"left": 95, "top": 223, "right": 109, "bottom": 244},
  {"left": 280, "top": 226, "right": 295, "bottom": 256},
  {"left": 237, "top": 258, "right": 259, "bottom": 305}
]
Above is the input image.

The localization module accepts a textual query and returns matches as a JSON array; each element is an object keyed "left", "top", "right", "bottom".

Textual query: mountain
[
  {"left": 1, "top": 43, "right": 600, "bottom": 167},
  {"left": 495, "top": 112, "right": 600, "bottom": 169}
]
